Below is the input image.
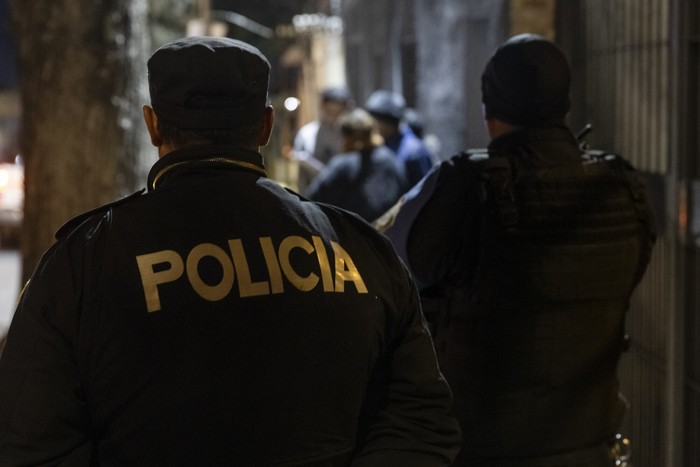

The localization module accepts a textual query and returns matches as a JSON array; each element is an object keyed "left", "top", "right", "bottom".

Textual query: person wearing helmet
[
  {"left": 364, "top": 90, "right": 434, "bottom": 188},
  {"left": 376, "top": 34, "right": 656, "bottom": 466}
]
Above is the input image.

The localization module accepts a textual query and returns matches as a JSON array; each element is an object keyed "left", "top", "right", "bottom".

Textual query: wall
[{"left": 342, "top": 0, "right": 508, "bottom": 159}]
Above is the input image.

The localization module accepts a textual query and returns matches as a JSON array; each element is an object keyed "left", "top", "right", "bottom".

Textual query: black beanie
[{"left": 481, "top": 34, "right": 571, "bottom": 126}]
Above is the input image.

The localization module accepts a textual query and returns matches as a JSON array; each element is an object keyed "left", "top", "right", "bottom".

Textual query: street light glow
[{"left": 284, "top": 97, "right": 301, "bottom": 111}]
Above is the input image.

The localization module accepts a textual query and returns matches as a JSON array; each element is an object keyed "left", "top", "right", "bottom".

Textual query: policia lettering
[{"left": 136, "top": 235, "right": 368, "bottom": 312}]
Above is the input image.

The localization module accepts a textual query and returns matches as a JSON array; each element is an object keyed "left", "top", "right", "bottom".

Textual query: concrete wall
[{"left": 415, "top": 0, "right": 507, "bottom": 156}]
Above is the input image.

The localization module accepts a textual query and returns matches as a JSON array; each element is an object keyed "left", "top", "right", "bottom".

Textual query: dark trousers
[{"left": 452, "top": 441, "right": 614, "bottom": 467}]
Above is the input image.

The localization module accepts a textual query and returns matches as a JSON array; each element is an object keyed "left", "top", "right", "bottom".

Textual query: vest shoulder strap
[{"left": 464, "top": 150, "right": 518, "bottom": 229}]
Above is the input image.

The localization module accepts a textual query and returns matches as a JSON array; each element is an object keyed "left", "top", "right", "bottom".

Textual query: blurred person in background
[
  {"left": 365, "top": 90, "right": 434, "bottom": 188},
  {"left": 307, "top": 108, "right": 409, "bottom": 222},
  {"left": 292, "top": 86, "right": 352, "bottom": 194},
  {"left": 404, "top": 107, "right": 442, "bottom": 164}
]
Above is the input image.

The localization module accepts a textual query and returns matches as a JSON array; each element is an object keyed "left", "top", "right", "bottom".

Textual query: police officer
[
  {"left": 0, "top": 37, "right": 461, "bottom": 466},
  {"left": 378, "top": 34, "right": 656, "bottom": 466},
  {"left": 365, "top": 90, "right": 434, "bottom": 189}
]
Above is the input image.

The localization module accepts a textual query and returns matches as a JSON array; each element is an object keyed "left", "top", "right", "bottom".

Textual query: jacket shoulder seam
[{"left": 54, "top": 189, "right": 145, "bottom": 239}]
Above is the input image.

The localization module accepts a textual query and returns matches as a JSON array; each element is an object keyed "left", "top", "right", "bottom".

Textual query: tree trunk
[{"left": 10, "top": 0, "right": 152, "bottom": 282}]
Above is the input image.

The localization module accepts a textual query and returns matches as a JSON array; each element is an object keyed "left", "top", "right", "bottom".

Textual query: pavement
[{"left": 0, "top": 248, "right": 21, "bottom": 337}]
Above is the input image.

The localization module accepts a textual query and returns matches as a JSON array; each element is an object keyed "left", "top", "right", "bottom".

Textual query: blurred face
[
  {"left": 373, "top": 118, "right": 399, "bottom": 140},
  {"left": 322, "top": 100, "right": 348, "bottom": 123},
  {"left": 341, "top": 131, "right": 372, "bottom": 152}
]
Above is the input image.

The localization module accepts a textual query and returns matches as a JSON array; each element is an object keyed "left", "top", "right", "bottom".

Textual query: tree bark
[{"left": 10, "top": 0, "right": 152, "bottom": 282}]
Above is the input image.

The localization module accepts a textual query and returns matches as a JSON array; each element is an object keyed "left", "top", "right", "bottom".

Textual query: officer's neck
[
  {"left": 158, "top": 142, "right": 260, "bottom": 159},
  {"left": 486, "top": 117, "right": 523, "bottom": 140}
]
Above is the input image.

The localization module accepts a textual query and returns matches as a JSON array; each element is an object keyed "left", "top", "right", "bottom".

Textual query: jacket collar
[
  {"left": 488, "top": 121, "right": 578, "bottom": 153},
  {"left": 147, "top": 144, "right": 266, "bottom": 191}
]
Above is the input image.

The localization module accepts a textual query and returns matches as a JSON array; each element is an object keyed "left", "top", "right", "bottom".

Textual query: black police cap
[
  {"left": 482, "top": 34, "right": 571, "bottom": 126},
  {"left": 147, "top": 36, "right": 270, "bottom": 130}
]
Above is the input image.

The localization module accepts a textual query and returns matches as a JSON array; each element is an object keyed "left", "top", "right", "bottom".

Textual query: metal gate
[{"left": 563, "top": 0, "right": 698, "bottom": 465}]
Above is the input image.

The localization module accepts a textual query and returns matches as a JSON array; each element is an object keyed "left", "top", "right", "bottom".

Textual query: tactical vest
[{"left": 434, "top": 147, "right": 650, "bottom": 460}]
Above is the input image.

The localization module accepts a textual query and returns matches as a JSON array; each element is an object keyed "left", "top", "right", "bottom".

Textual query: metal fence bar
[{"left": 576, "top": 1, "right": 674, "bottom": 465}]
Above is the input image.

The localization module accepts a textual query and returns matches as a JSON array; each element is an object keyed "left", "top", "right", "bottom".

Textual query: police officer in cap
[
  {"left": 377, "top": 34, "right": 656, "bottom": 466},
  {"left": 0, "top": 37, "right": 461, "bottom": 466}
]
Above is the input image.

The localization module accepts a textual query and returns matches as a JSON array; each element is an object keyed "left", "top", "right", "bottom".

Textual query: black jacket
[
  {"left": 307, "top": 145, "right": 409, "bottom": 222},
  {"left": 0, "top": 144, "right": 461, "bottom": 467},
  {"left": 383, "top": 125, "right": 656, "bottom": 465}
]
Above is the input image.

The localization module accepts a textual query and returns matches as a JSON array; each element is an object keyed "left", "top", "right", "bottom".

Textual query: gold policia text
[{"left": 136, "top": 235, "right": 368, "bottom": 312}]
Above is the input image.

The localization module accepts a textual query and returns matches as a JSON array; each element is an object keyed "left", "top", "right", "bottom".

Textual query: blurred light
[
  {"left": 210, "top": 10, "right": 274, "bottom": 39},
  {"left": 0, "top": 168, "right": 8, "bottom": 191},
  {"left": 186, "top": 18, "right": 229, "bottom": 37},
  {"left": 284, "top": 97, "right": 301, "bottom": 112},
  {"left": 292, "top": 14, "right": 343, "bottom": 35}
]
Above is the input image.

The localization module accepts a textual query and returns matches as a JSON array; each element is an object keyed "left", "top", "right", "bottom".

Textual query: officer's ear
[
  {"left": 484, "top": 116, "right": 498, "bottom": 139},
  {"left": 143, "top": 105, "right": 163, "bottom": 147},
  {"left": 258, "top": 105, "right": 275, "bottom": 147}
]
